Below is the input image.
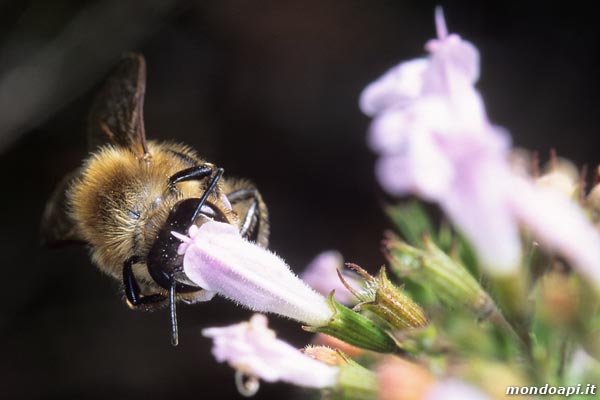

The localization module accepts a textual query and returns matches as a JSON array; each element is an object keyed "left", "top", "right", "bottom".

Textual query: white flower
[
  {"left": 173, "top": 221, "right": 332, "bottom": 326},
  {"left": 202, "top": 314, "right": 339, "bottom": 389}
]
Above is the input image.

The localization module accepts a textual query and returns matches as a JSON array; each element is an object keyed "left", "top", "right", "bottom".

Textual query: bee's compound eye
[
  {"left": 165, "top": 198, "right": 203, "bottom": 233},
  {"left": 164, "top": 198, "right": 229, "bottom": 227}
]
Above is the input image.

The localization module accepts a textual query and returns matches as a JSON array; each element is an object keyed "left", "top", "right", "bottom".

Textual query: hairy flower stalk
[
  {"left": 360, "top": 7, "right": 600, "bottom": 285},
  {"left": 174, "top": 221, "right": 397, "bottom": 353}
]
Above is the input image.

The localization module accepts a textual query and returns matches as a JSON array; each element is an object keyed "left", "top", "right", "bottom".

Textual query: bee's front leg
[
  {"left": 122, "top": 256, "right": 167, "bottom": 308},
  {"left": 123, "top": 257, "right": 180, "bottom": 346},
  {"left": 168, "top": 165, "right": 224, "bottom": 225},
  {"left": 168, "top": 165, "right": 213, "bottom": 186}
]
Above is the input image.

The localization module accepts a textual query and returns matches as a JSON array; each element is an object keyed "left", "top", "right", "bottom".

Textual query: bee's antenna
[
  {"left": 169, "top": 279, "right": 179, "bottom": 346},
  {"left": 190, "top": 168, "right": 224, "bottom": 223}
]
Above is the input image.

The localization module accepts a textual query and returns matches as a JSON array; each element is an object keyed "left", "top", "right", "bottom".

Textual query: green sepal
[
  {"left": 387, "top": 235, "right": 493, "bottom": 318},
  {"left": 304, "top": 293, "right": 398, "bottom": 354},
  {"left": 327, "top": 359, "right": 378, "bottom": 400}
]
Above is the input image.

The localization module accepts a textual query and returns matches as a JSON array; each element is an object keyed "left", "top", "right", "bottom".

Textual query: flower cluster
[
  {"left": 172, "top": 7, "right": 600, "bottom": 400},
  {"left": 360, "top": 8, "right": 600, "bottom": 282}
]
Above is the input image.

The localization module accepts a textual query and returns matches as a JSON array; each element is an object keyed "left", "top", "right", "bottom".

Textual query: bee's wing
[
  {"left": 87, "top": 53, "right": 149, "bottom": 157},
  {"left": 40, "top": 170, "right": 85, "bottom": 246}
]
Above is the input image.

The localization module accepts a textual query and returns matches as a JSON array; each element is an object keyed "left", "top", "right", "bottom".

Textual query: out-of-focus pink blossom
[
  {"left": 202, "top": 314, "right": 339, "bottom": 389},
  {"left": 360, "top": 58, "right": 429, "bottom": 117},
  {"left": 173, "top": 221, "right": 332, "bottom": 326},
  {"left": 510, "top": 178, "right": 600, "bottom": 283},
  {"left": 361, "top": 8, "right": 600, "bottom": 282},
  {"left": 301, "top": 251, "right": 362, "bottom": 304},
  {"left": 425, "top": 379, "right": 490, "bottom": 400}
]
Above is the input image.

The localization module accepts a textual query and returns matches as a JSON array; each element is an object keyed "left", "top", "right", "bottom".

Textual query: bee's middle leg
[{"left": 226, "top": 186, "right": 268, "bottom": 246}]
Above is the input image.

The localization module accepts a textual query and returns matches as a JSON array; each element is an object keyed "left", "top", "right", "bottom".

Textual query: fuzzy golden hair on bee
[
  {"left": 67, "top": 141, "right": 238, "bottom": 280},
  {"left": 41, "top": 53, "right": 269, "bottom": 346}
]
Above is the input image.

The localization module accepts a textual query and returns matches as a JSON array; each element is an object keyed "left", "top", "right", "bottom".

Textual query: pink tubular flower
[
  {"left": 202, "top": 314, "right": 339, "bottom": 389},
  {"left": 361, "top": 8, "right": 600, "bottom": 283},
  {"left": 301, "top": 251, "right": 362, "bottom": 304},
  {"left": 173, "top": 221, "right": 333, "bottom": 326}
]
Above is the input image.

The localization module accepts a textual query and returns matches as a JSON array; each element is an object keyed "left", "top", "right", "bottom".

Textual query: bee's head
[{"left": 146, "top": 197, "right": 231, "bottom": 292}]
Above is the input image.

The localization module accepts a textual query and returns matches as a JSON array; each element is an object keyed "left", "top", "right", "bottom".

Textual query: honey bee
[{"left": 41, "top": 53, "right": 269, "bottom": 346}]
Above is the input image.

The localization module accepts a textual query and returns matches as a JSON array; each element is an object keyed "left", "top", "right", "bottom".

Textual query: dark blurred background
[{"left": 1, "top": 1, "right": 599, "bottom": 399}]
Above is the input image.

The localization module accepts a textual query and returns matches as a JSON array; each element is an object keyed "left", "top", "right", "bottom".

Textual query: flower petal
[
  {"left": 442, "top": 162, "right": 522, "bottom": 274},
  {"left": 367, "top": 109, "right": 410, "bottom": 155},
  {"left": 181, "top": 221, "right": 333, "bottom": 326},
  {"left": 359, "top": 58, "right": 429, "bottom": 117}
]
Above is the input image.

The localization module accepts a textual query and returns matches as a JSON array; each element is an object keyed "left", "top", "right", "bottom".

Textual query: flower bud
[
  {"left": 303, "top": 345, "right": 348, "bottom": 367},
  {"left": 536, "top": 271, "right": 578, "bottom": 327},
  {"left": 385, "top": 234, "right": 494, "bottom": 317},
  {"left": 340, "top": 263, "right": 427, "bottom": 330},
  {"left": 536, "top": 156, "right": 579, "bottom": 199},
  {"left": 305, "top": 345, "right": 381, "bottom": 400}
]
